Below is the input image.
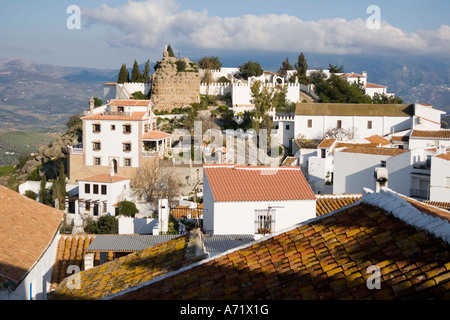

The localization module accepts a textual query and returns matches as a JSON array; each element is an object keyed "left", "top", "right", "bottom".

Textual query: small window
[
  {"left": 321, "top": 149, "right": 326, "bottom": 159},
  {"left": 307, "top": 119, "right": 312, "bottom": 128},
  {"left": 111, "top": 125, "right": 116, "bottom": 131},
  {"left": 123, "top": 125, "right": 132, "bottom": 134},
  {"left": 118, "top": 106, "right": 125, "bottom": 113},
  {"left": 124, "top": 158, "right": 132, "bottom": 167},
  {"left": 93, "top": 184, "right": 99, "bottom": 194},
  {"left": 101, "top": 185, "right": 107, "bottom": 195},
  {"left": 92, "top": 124, "right": 101, "bottom": 133},
  {"left": 286, "top": 125, "right": 290, "bottom": 130},
  {"left": 123, "top": 143, "right": 132, "bottom": 152},
  {"left": 367, "top": 121, "right": 372, "bottom": 129},
  {"left": 85, "top": 201, "right": 91, "bottom": 211},
  {"left": 337, "top": 120, "right": 342, "bottom": 129},
  {"left": 84, "top": 184, "right": 90, "bottom": 194},
  {"left": 93, "top": 142, "right": 101, "bottom": 151},
  {"left": 380, "top": 160, "right": 386, "bottom": 168},
  {"left": 94, "top": 157, "right": 101, "bottom": 166}
]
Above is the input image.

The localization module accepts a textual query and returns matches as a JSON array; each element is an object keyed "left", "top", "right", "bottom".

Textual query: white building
[
  {"left": 68, "top": 99, "right": 171, "bottom": 182},
  {"left": 77, "top": 174, "right": 130, "bottom": 217},
  {"left": 275, "top": 102, "right": 446, "bottom": 154},
  {"left": 104, "top": 82, "right": 151, "bottom": 102},
  {"left": 202, "top": 164, "right": 316, "bottom": 236},
  {"left": 409, "top": 129, "right": 450, "bottom": 150},
  {"left": 0, "top": 185, "right": 63, "bottom": 300},
  {"left": 430, "top": 150, "right": 450, "bottom": 202}
]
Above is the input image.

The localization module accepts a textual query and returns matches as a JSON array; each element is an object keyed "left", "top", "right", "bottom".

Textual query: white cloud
[{"left": 82, "top": 0, "right": 450, "bottom": 56}]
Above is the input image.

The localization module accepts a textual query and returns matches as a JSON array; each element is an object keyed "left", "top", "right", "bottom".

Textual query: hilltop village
[{"left": 1, "top": 48, "right": 450, "bottom": 301}]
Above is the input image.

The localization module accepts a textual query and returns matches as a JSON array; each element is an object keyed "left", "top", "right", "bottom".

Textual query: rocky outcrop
[
  {"left": 19, "top": 133, "right": 79, "bottom": 180},
  {"left": 150, "top": 52, "right": 200, "bottom": 112}
]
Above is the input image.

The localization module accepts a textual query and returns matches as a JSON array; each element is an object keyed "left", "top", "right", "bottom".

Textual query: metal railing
[{"left": 410, "top": 188, "right": 429, "bottom": 200}]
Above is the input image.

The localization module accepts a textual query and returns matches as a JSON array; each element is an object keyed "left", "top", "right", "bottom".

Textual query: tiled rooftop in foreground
[{"left": 50, "top": 188, "right": 450, "bottom": 300}]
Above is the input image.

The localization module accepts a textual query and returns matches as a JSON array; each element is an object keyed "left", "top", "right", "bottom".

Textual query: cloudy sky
[{"left": 1, "top": 0, "right": 449, "bottom": 69}]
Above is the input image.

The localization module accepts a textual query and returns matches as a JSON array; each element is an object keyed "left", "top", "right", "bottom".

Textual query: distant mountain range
[{"left": 0, "top": 53, "right": 448, "bottom": 134}]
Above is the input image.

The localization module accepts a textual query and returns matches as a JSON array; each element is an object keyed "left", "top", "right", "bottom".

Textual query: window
[
  {"left": 85, "top": 201, "right": 90, "bottom": 211},
  {"left": 380, "top": 160, "right": 386, "bottom": 168},
  {"left": 118, "top": 106, "right": 125, "bottom": 113},
  {"left": 124, "top": 158, "right": 132, "bottom": 167},
  {"left": 307, "top": 119, "right": 313, "bottom": 128},
  {"left": 286, "top": 125, "right": 290, "bottom": 130},
  {"left": 93, "top": 142, "right": 101, "bottom": 151},
  {"left": 123, "top": 143, "right": 132, "bottom": 152},
  {"left": 111, "top": 125, "right": 116, "bottom": 131},
  {"left": 367, "top": 121, "right": 373, "bottom": 129},
  {"left": 255, "top": 209, "right": 275, "bottom": 234},
  {"left": 337, "top": 120, "right": 342, "bottom": 129},
  {"left": 84, "top": 184, "right": 90, "bottom": 194},
  {"left": 93, "top": 184, "right": 99, "bottom": 194},
  {"left": 321, "top": 149, "right": 326, "bottom": 159},
  {"left": 92, "top": 124, "right": 101, "bottom": 133},
  {"left": 101, "top": 185, "right": 107, "bottom": 195},
  {"left": 94, "top": 157, "right": 101, "bottom": 166},
  {"left": 123, "top": 124, "right": 132, "bottom": 134}
]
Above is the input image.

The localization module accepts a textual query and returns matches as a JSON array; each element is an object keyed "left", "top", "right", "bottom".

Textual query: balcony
[
  {"left": 142, "top": 150, "right": 158, "bottom": 157},
  {"left": 410, "top": 188, "right": 429, "bottom": 200}
]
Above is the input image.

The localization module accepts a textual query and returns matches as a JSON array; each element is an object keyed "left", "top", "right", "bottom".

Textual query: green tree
[
  {"left": 238, "top": 61, "right": 264, "bottom": 80},
  {"left": 117, "top": 201, "right": 139, "bottom": 217},
  {"left": 24, "top": 190, "right": 37, "bottom": 200},
  {"left": 273, "top": 85, "right": 296, "bottom": 114},
  {"left": 198, "top": 56, "right": 222, "bottom": 70},
  {"left": 167, "top": 44, "right": 175, "bottom": 57},
  {"left": 278, "top": 57, "right": 293, "bottom": 77},
  {"left": 329, "top": 64, "right": 344, "bottom": 73},
  {"left": 131, "top": 91, "right": 148, "bottom": 100},
  {"left": 117, "top": 63, "right": 130, "bottom": 83},
  {"left": 131, "top": 60, "right": 141, "bottom": 82},
  {"left": 176, "top": 60, "right": 187, "bottom": 72},
  {"left": 294, "top": 52, "right": 309, "bottom": 84},
  {"left": 250, "top": 80, "right": 275, "bottom": 133},
  {"left": 52, "top": 163, "right": 66, "bottom": 210},
  {"left": 142, "top": 59, "right": 151, "bottom": 82},
  {"left": 315, "top": 74, "right": 372, "bottom": 103},
  {"left": 372, "top": 93, "right": 403, "bottom": 104},
  {"left": 39, "top": 174, "right": 49, "bottom": 205},
  {"left": 86, "top": 215, "right": 118, "bottom": 234}
]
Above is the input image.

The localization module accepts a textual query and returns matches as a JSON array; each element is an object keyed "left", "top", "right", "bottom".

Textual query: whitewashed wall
[
  {"left": 118, "top": 217, "right": 158, "bottom": 234},
  {"left": 430, "top": 155, "right": 450, "bottom": 202}
]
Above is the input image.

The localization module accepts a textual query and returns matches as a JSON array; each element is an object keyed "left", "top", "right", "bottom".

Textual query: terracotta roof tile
[
  {"left": 366, "top": 82, "right": 387, "bottom": 88},
  {"left": 340, "top": 146, "right": 408, "bottom": 156},
  {"left": 0, "top": 186, "right": 63, "bottom": 288},
  {"left": 82, "top": 111, "right": 148, "bottom": 121},
  {"left": 365, "top": 135, "right": 391, "bottom": 146},
  {"left": 49, "top": 233, "right": 205, "bottom": 300},
  {"left": 50, "top": 235, "right": 97, "bottom": 290},
  {"left": 142, "top": 130, "right": 172, "bottom": 140},
  {"left": 437, "top": 152, "right": 450, "bottom": 162},
  {"left": 110, "top": 196, "right": 450, "bottom": 300},
  {"left": 316, "top": 194, "right": 362, "bottom": 216},
  {"left": 79, "top": 174, "right": 129, "bottom": 183},
  {"left": 109, "top": 99, "right": 151, "bottom": 107},
  {"left": 318, "top": 138, "right": 337, "bottom": 148},
  {"left": 423, "top": 201, "right": 450, "bottom": 211},
  {"left": 411, "top": 130, "right": 450, "bottom": 139},
  {"left": 204, "top": 165, "right": 315, "bottom": 202}
]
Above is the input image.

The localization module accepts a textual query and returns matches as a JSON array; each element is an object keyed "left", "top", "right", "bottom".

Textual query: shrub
[
  {"left": 176, "top": 60, "right": 187, "bottom": 72},
  {"left": 117, "top": 201, "right": 139, "bottom": 217},
  {"left": 24, "top": 190, "right": 37, "bottom": 200}
]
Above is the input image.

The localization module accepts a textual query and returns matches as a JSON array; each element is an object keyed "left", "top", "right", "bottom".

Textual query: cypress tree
[
  {"left": 39, "top": 174, "right": 47, "bottom": 205},
  {"left": 131, "top": 60, "right": 141, "bottom": 82},
  {"left": 52, "top": 163, "right": 67, "bottom": 210},
  {"left": 167, "top": 44, "right": 175, "bottom": 57},
  {"left": 142, "top": 60, "right": 150, "bottom": 82},
  {"left": 295, "top": 52, "right": 309, "bottom": 85},
  {"left": 117, "top": 64, "right": 130, "bottom": 83}
]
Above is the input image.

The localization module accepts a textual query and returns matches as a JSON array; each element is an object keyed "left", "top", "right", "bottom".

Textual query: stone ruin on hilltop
[{"left": 150, "top": 50, "right": 200, "bottom": 112}]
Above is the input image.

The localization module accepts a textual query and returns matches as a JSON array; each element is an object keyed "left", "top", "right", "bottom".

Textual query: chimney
[
  {"left": 89, "top": 98, "right": 95, "bottom": 114},
  {"left": 362, "top": 71, "right": 367, "bottom": 77}
]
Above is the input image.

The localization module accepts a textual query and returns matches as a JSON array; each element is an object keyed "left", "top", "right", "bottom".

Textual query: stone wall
[{"left": 150, "top": 54, "right": 200, "bottom": 112}]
